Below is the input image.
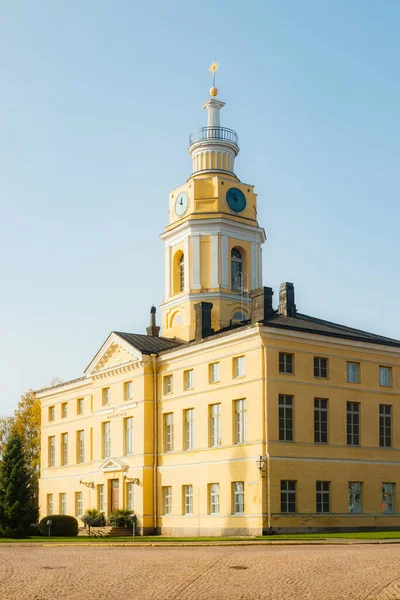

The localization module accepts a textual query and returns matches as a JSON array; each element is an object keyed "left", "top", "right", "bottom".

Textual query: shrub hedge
[{"left": 38, "top": 515, "right": 79, "bottom": 537}]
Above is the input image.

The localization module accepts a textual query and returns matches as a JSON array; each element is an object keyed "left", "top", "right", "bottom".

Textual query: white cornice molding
[
  {"left": 261, "top": 326, "right": 400, "bottom": 357},
  {"left": 160, "top": 291, "right": 252, "bottom": 311},
  {"left": 36, "top": 377, "right": 92, "bottom": 400},
  {"left": 85, "top": 332, "right": 143, "bottom": 377},
  {"left": 160, "top": 217, "right": 266, "bottom": 246}
]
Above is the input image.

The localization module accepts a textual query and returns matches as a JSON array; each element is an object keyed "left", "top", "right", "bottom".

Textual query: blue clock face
[{"left": 226, "top": 187, "right": 246, "bottom": 213}]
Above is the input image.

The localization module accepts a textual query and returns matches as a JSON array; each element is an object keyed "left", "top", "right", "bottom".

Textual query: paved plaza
[{"left": 0, "top": 544, "right": 399, "bottom": 599}]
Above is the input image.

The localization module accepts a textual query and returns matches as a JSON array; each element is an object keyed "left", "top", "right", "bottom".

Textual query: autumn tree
[{"left": 0, "top": 416, "right": 15, "bottom": 460}]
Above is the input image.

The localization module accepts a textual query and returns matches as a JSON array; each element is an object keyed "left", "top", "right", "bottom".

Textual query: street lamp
[
  {"left": 256, "top": 455, "right": 266, "bottom": 476},
  {"left": 46, "top": 519, "right": 52, "bottom": 537}
]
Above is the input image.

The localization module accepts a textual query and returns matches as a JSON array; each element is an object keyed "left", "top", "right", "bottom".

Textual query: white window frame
[
  {"left": 184, "top": 485, "right": 193, "bottom": 515},
  {"left": 163, "top": 486, "right": 172, "bottom": 515},
  {"left": 235, "top": 399, "right": 247, "bottom": 444},
  {"left": 233, "top": 482, "right": 244, "bottom": 514},
  {"left": 61, "top": 402, "right": 68, "bottom": 418},
  {"left": 49, "top": 406, "right": 55, "bottom": 421},
  {"left": 209, "top": 483, "right": 220, "bottom": 515},
  {"left": 346, "top": 362, "right": 360, "bottom": 383},
  {"left": 164, "top": 375, "right": 173, "bottom": 395},
  {"left": 47, "top": 494, "right": 53, "bottom": 516},
  {"left": 127, "top": 482, "right": 134, "bottom": 511},
  {"left": 379, "top": 366, "right": 391, "bottom": 387},
  {"left": 49, "top": 436, "right": 55, "bottom": 467},
  {"left": 382, "top": 483, "right": 395, "bottom": 514},
  {"left": 165, "top": 413, "right": 174, "bottom": 452},
  {"left": 184, "top": 369, "right": 194, "bottom": 390},
  {"left": 77, "top": 430, "right": 84, "bottom": 464},
  {"left": 98, "top": 485, "right": 104, "bottom": 512},
  {"left": 60, "top": 493, "right": 67, "bottom": 515},
  {"left": 124, "top": 381, "right": 133, "bottom": 401},
  {"left": 77, "top": 398, "right": 84, "bottom": 415},
  {"left": 209, "top": 362, "right": 220, "bottom": 384},
  {"left": 233, "top": 356, "right": 245, "bottom": 378},
  {"left": 210, "top": 404, "right": 222, "bottom": 447},
  {"left": 61, "top": 433, "right": 68, "bottom": 466},
  {"left": 76, "top": 491, "right": 83, "bottom": 517},
  {"left": 102, "top": 387, "right": 110, "bottom": 405},
  {"left": 103, "top": 421, "right": 111, "bottom": 458},
  {"left": 279, "top": 352, "right": 294, "bottom": 374},
  {"left": 125, "top": 417, "right": 134, "bottom": 455},
  {"left": 349, "top": 482, "right": 362, "bottom": 514},
  {"left": 185, "top": 409, "right": 194, "bottom": 450}
]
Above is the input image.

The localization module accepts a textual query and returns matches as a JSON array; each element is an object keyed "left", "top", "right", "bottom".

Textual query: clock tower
[{"left": 160, "top": 66, "right": 266, "bottom": 341}]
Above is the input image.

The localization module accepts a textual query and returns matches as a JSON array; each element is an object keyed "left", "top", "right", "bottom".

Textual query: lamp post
[
  {"left": 256, "top": 455, "right": 266, "bottom": 477},
  {"left": 46, "top": 519, "right": 52, "bottom": 537}
]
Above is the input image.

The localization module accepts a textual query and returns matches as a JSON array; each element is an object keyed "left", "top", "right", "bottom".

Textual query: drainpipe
[
  {"left": 258, "top": 325, "right": 271, "bottom": 531},
  {"left": 151, "top": 354, "right": 158, "bottom": 533}
]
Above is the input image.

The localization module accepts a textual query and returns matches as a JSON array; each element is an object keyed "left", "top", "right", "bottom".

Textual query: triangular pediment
[
  {"left": 85, "top": 332, "right": 142, "bottom": 376},
  {"left": 100, "top": 458, "right": 127, "bottom": 472}
]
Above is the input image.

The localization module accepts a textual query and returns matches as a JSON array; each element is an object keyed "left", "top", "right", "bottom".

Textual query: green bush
[
  {"left": 109, "top": 509, "right": 135, "bottom": 528},
  {"left": 38, "top": 515, "right": 78, "bottom": 537},
  {"left": 81, "top": 509, "right": 106, "bottom": 535}
]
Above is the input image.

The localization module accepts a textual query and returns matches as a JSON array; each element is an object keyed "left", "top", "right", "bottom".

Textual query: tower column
[
  {"left": 211, "top": 234, "right": 219, "bottom": 288},
  {"left": 192, "top": 234, "right": 201, "bottom": 290},
  {"left": 221, "top": 234, "right": 229, "bottom": 289},
  {"left": 164, "top": 246, "right": 171, "bottom": 298},
  {"left": 184, "top": 237, "right": 190, "bottom": 292}
]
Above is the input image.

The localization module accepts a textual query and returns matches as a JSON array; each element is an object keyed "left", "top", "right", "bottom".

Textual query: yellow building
[{"left": 38, "top": 79, "right": 400, "bottom": 535}]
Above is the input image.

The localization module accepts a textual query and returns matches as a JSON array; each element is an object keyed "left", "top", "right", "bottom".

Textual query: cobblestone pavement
[{"left": 0, "top": 544, "right": 400, "bottom": 599}]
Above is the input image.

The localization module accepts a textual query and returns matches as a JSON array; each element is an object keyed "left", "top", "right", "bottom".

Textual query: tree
[
  {"left": 11, "top": 391, "right": 41, "bottom": 505},
  {"left": 0, "top": 416, "right": 15, "bottom": 460},
  {"left": 81, "top": 509, "right": 105, "bottom": 536},
  {"left": 0, "top": 435, "right": 37, "bottom": 538}
]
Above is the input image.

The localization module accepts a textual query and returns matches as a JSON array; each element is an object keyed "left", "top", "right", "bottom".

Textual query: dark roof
[
  {"left": 114, "top": 332, "right": 183, "bottom": 354},
  {"left": 263, "top": 312, "right": 400, "bottom": 348}
]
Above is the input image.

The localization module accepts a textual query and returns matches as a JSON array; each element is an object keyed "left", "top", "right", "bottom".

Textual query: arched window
[
  {"left": 232, "top": 310, "right": 248, "bottom": 324},
  {"left": 179, "top": 254, "right": 184, "bottom": 292},
  {"left": 231, "top": 248, "right": 243, "bottom": 291}
]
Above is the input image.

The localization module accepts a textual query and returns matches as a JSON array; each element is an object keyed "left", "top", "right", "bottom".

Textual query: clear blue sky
[{"left": 1, "top": 1, "right": 399, "bottom": 415}]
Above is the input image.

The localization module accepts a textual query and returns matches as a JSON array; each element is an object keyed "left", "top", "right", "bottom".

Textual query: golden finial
[{"left": 209, "top": 60, "right": 219, "bottom": 97}]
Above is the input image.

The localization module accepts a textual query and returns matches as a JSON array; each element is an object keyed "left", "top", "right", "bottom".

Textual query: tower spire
[{"left": 209, "top": 60, "right": 219, "bottom": 98}]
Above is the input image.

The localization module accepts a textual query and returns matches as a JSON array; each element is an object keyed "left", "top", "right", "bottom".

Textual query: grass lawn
[{"left": 0, "top": 531, "right": 399, "bottom": 543}]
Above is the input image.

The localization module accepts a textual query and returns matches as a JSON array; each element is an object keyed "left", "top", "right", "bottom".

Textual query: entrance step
[{"left": 108, "top": 526, "right": 132, "bottom": 537}]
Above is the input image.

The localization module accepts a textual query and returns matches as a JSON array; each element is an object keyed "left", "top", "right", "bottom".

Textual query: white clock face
[{"left": 175, "top": 191, "right": 188, "bottom": 216}]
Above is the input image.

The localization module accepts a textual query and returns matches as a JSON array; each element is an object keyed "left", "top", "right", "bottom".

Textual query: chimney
[
  {"left": 194, "top": 301, "right": 214, "bottom": 341},
  {"left": 146, "top": 306, "right": 160, "bottom": 337},
  {"left": 251, "top": 287, "right": 274, "bottom": 323},
  {"left": 278, "top": 282, "right": 297, "bottom": 317}
]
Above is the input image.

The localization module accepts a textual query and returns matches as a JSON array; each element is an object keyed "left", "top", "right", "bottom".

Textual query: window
[
  {"left": 183, "top": 369, "right": 194, "bottom": 390},
  {"left": 379, "top": 366, "right": 391, "bottom": 388},
  {"left": 98, "top": 485, "right": 104, "bottom": 512},
  {"left": 60, "top": 493, "right": 67, "bottom": 515},
  {"left": 48, "top": 436, "right": 55, "bottom": 467},
  {"left": 316, "top": 481, "right": 330, "bottom": 513},
  {"left": 124, "top": 381, "right": 133, "bottom": 401},
  {"left": 179, "top": 254, "right": 185, "bottom": 292},
  {"left": 382, "top": 483, "right": 395, "bottom": 514},
  {"left": 209, "top": 362, "right": 220, "bottom": 384},
  {"left": 349, "top": 482, "right": 362, "bottom": 514},
  {"left": 77, "top": 430, "right": 84, "bottom": 464},
  {"left": 102, "top": 387, "right": 110, "bottom": 405},
  {"left": 164, "top": 413, "right": 174, "bottom": 452},
  {"left": 47, "top": 494, "right": 53, "bottom": 516},
  {"left": 183, "top": 485, "right": 193, "bottom": 515},
  {"left": 235, "top": 399, "right": 247, "bottom": 444},
  {"left": 61, "top": 433, "right": 68, "bottom": 466},
  {"left": 347, "top": 402, "right": 360, "bottom": 446},
  {"left": 233, "top": 482, "right": 244, "bottom": 514},
  {"left": 61, "top": 402, "right": 68, "bottom": 418},
  {"left": 127, "top": 482, "right": 134, "bottom": 511},
  {"left": 124, "top": 417, "right": 134, "bottom": 455},
  {"left": 279, "top": 352, "right": 293, "bottom": 374},
  {"left": 314, "top": 398, "right": 328, "bottom": 444},
  {"left": 281, "top": 480, "right": 296, "bottom": 513},
  {"left": 346, "top": 362, "right": 360, "bottom": 383},
  {"left": 163, "top": 486, "right": 172, "bottom": 515},
  {"left": 210, "top": 404, "right": 222, "bottom": 447},
  {"left": 164, "top": 375, "right": 173, "bottom": 395},
  {"left": 314, "top": 357, "right": 328, "bottom": 379},
  {"left": 209, "top": 483, "right": 220, "bottom": 515},
  {"left": 231, "top": 248, "right": 243, "bottom": 291},
  {"left": 185, "top": 409, "right": 194, "bottom": 450},
  {"left": 233, "top": 356, "right": 245, "bottom": 378},
  {"left": 75, "top": 491, "right": 83, "bottom": 517},
  {"left": 48, "top": 406, "right": 55, "bottom": 421},
  {"left": 379, "top": 404, "right": 392, "bottom": 448},
  {"left": 102, "top": 422, "right": 111, "bottom": 458},
  {"left": 279, "top": 395, "right": 293, "bottom": 442},
  {"left": 77, "top": 398, "right": 84, "bottom": 415}
]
